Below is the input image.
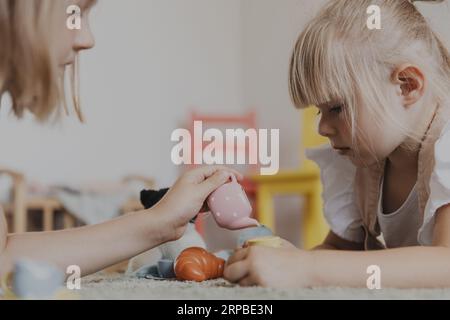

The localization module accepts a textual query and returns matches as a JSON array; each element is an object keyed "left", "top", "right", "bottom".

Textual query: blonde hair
[
  {"left": 289, "top": 0, "right": 450, "bottom": 155},
  {"left": 0, "top": 0, "right": 92, "bottom": 122}
]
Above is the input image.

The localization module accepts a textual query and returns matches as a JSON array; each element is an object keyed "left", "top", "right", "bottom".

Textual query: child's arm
[
  {"left": 0, "top": 208, "right": 172, "bottom": 277},
  {"left": 224, "top": 205, "right": 450, "bottom": 288},
  {"left": 0, "top": 166, "right": 240, "bottom": 278}
]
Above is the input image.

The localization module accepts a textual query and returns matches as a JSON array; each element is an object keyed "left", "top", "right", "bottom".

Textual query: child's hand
[
  {"left": 223, "top": 245, "right": 313, "bottom": 288},
  {"left": 153, "top": 165, "right": 243, "bottom": 240}
]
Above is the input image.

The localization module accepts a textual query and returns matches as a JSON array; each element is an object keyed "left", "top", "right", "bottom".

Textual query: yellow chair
[{"left": 252, "top": 106, "right": 329, "bottom": 249}]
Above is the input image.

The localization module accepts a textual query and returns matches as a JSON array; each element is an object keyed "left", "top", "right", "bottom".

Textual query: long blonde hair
[
  {"left": 0, "top": 0, "right": 91, "bottom": 122},
  {"left": 289, "top": 0, "right": 450, "bottom": 155}
]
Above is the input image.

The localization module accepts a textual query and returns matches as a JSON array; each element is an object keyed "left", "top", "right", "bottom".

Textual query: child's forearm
[
  {"left": 0, "top": 208, "right": 173, "bottom": 277},
  {"left": 308, "top": 246, "right": 450, "bottom": 288}
]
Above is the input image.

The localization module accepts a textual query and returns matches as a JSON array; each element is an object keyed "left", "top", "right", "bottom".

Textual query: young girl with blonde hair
[
  {"left": 225, "top": 0, "right": 450, "bottom": 288},
  {"left": 0, "top": 0, "right": 240, "bottom": 278}
]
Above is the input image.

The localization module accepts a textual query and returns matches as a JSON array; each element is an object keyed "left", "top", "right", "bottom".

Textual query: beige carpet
[{"left": 78, "top": 273, "right": 450, "bottom": 300}]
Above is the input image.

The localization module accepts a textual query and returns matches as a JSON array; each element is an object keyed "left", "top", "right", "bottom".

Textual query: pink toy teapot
[{"left": 207, "top": 175, "right": 259, "bottom": 230}]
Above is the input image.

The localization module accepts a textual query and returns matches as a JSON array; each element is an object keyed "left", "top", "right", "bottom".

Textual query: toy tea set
[{"left": 138, "top": 174, "right": 282, "bottom": 282}]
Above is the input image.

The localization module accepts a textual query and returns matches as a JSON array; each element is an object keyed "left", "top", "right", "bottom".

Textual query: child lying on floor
[{"left": 224, "top": 0, "right": 450, "bottom": 288}]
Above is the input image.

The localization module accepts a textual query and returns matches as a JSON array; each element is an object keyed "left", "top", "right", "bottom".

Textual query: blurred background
[{"left": 0, "top": 0, "right": 449, "bottom": 249}]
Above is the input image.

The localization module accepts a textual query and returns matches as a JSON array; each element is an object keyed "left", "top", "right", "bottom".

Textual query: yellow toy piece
[{"left": 246, "top": 236, "right": 283, "bottom": 248}]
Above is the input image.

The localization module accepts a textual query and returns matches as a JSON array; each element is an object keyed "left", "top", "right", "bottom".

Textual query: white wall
[{"left": 0, "top": 0, "right": 244, "bottom": 187}]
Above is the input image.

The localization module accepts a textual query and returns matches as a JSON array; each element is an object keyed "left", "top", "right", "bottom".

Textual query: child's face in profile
[{"left": 317, "top": 93, "right": 410, "bottom": 168}]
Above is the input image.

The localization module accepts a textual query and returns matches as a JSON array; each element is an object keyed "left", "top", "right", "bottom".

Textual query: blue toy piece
[{"left": 237, "top": 225, "right": 274, "bottom": 248}]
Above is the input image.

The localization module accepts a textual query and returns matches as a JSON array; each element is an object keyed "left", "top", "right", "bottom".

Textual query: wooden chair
[{"left": 251, "top": 107, "right": 330, "bottom": 249}]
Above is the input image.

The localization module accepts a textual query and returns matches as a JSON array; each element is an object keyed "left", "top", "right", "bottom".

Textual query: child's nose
[
  {"left": 73, "top": 25, "right": 95, "bottom": 52},
  {"left": 318, "top": 118, "right": 336, "bottom": 138}
]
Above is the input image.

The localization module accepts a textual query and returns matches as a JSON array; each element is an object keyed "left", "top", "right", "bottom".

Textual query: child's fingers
[
  {"left": 207, "top": 165, "right": 242, "bottom": 180},
  {"left": 197, "top": 170, "right": 233, "bottom": 196},
  {"left": 239, "top": 276, "right": 258, "bottom": 287},
  {"left": 189, "top": 165, "right": 243, "bottom": 183},
  {"left": 226, "top": 248, "right": 249, "bottom": 266},
  {"left": 223, "top": 260, "right": 250, "bottom": 283}
]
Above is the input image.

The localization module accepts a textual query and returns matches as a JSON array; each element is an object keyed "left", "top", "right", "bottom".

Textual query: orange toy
[{"left": 174, "top": 247, "right": 225, "bottom": 282}]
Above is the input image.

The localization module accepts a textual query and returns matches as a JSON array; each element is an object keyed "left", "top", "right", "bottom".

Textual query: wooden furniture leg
[
  {"left": 13, "top": 175, "right": 27, "bottom": 234},
  {"left": 43, "top": 205, "right": 54, "bottom": 232}
]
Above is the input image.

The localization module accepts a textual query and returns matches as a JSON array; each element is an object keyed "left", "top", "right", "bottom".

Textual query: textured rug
[{"left": 78, "top": 273, "right": 450, "bottom": 300}]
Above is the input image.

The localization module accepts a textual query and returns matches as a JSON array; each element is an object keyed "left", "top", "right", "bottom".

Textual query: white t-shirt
[{"left": 305, "top": 121, "right": 450, "bottom": 246}]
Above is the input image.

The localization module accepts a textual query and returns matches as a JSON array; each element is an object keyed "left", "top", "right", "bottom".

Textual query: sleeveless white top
[{"left": 377, "top": 179, "right": 421, "bottom": 248}]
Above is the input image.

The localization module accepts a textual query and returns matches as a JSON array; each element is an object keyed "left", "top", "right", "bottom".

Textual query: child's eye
[{"left": 330, "top": 105, "right": 343, "bottom": 114}]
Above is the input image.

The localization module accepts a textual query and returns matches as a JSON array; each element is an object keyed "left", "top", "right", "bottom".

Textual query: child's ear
[{"left": 391, "top": 64, "right": 426, "bottom": 107}]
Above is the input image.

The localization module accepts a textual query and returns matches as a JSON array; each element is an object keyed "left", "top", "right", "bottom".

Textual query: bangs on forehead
[{"left": 289, "top": 20, "right": 356, "bottom": 109}]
